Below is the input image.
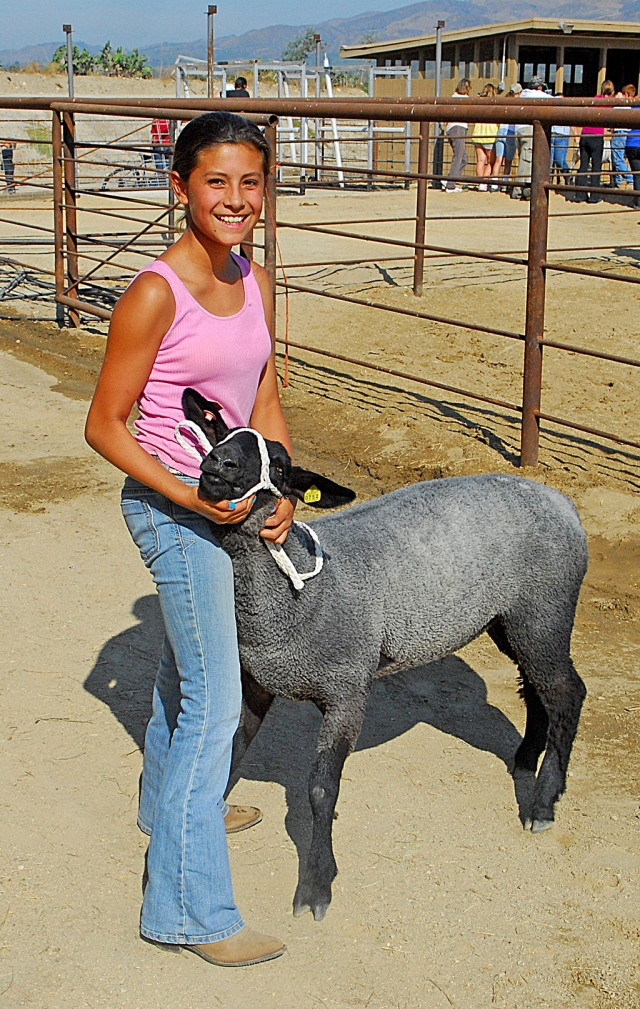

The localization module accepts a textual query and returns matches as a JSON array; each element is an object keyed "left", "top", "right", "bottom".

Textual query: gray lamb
[{"left": 182, "top": 389, "right": 588, "bottom": 922}]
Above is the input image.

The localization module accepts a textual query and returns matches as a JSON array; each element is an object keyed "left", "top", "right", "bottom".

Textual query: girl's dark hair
[{"left": 172, "top": 111, "right": 270, "bottom": 180}]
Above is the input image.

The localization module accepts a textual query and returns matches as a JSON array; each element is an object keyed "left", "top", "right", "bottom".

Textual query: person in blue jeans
[
  {"left": 85, "top": 112, "right": 293, "bottom": 967},
  {"left": 611, "top": 83, "right": 636, "bottom": 187},
  {"left": 550, "top": 116, "right": 571, "bottom": 186},
  {"left": 625, "top": 120, "right": 640, "bottom": 208}
]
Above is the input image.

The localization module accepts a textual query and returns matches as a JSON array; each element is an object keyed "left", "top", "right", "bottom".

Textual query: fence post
[
  {"left": 413, "top": 119, "right": 429, "bottom": 297},
  {"left": 52, "top": 111, "right": 65, "bottom": 328},
  {"left": 264, "top": 121, "right": 277, "bottom": 339},
  {"left": 62, "top": 109, "right": 79, "bottom": 328},
  {"left": 520, "top": 120, "right": 551, "bottom": 467}
]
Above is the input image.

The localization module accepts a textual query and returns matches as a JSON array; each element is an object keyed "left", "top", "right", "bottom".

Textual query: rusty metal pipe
[
  {"left": 278, "top": 278, "right": 524, "bottom": 341},
  {"left": 55, "top": 293, "right": 112, "bottom": 320},
  {"left": 413, "top": 120, "right": 429, "bottom": 297},
  {"left": 278, "top": 220, "right": 528, "bottom": 268},
  {"left": 52, "top": 111, "right": 65, "bottom": 328},
  {"left": 62, "top": 110, "right": 79, "bottom": 328},
  {"left": 50, "top": 100, "right": 277, "bottom": 126},
  {"left": 520, "top": 121, "right": 550, "bottom": 468}
]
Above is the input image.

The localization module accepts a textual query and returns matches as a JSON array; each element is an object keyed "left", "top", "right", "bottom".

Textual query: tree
[
  {"left": 281, "top": 28, "right": 318, "bottom": 63},
  {"left": 359, "top": 29, "right": 380, "bottom": 45}
]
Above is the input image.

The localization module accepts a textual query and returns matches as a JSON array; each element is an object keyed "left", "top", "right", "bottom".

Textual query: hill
[{"left": 3, "top": 1, "right": 640, "bottom": 71}]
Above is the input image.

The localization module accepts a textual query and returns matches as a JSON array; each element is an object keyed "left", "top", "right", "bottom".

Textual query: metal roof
[{"left": 340, "top": 18, "right": 640, "bottom": 59}]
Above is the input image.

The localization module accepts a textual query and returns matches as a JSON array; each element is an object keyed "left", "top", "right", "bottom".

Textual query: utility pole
[
  {"left": 435, "top": 20, "right": 445, "bottom": 97},
  {"left": 314, "top": 34, "right": 322, "bottom": 179},
  {"left": 432, "top": 21, "right": 445, "bottom": 189},
  {"left": 63, "top": 24, "right": 74, "bottom": 98},
  {"left": 207, "top": 5, "right": 217, "bottom": 98}
]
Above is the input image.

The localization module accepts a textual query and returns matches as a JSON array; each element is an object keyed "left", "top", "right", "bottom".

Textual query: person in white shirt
[
  {"left": 511, "top": 75, "right": 553, "bottom": 200},
  {"left": 444, "top": 78, "right": 471, "bottom": 192}
]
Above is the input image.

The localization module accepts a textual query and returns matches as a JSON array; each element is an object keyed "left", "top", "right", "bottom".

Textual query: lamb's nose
[{"left": 203, "top": 451, "right": 237, "bottom": 473}]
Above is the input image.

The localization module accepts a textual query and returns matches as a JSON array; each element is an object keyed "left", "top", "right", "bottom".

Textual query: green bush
[{"left": 51, "top": 40, "right": 152, "bottom": 78}]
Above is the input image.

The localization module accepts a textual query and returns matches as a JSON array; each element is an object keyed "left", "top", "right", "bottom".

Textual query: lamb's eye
[{"left": 222, "top": 459, "right": 237, "bottom": 470}]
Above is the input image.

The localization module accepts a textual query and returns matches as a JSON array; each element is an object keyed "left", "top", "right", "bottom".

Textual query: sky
[{"left": 2, "top": 0, "right": 400, "bottom": 50}]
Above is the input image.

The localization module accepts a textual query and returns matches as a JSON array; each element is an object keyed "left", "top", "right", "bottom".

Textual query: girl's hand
[
  {"left": 185, "top": 484, "right": 255, "bottom": 525},
  {"left": 260, "top": 496, "right": 296, "bottom": 545}
]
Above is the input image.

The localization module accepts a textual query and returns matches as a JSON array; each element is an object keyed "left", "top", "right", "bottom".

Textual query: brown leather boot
[
  {"left": 184, "top": 927, "right": 285, "bottom": 967},
  {"left": 224, "top": 804, "right": 262, "bottom": 834}
]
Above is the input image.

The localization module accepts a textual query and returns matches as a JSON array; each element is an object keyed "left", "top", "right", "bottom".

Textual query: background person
[
  {"left": 611, "top": 83, "right": 636, "bottom": 188},
  {"left": 444, "top": 78, "right": 471, "bottom": 193},
  {"left": 470, "top": 83, "right": 499, "bottom": 190},
  {"left": 512, "top": 75, "right": 552, "bottom": 200},
  {"left": 85, "top": 112, "right": 291, "bottom": 969},
  {"left": 494, "top": 83, "right": 520, "bottom": 191},
  {"left": 550, "top": 98, "right": 571, "bottom": 186},
  {"left": 624, "top": 118, "right": 640, "bottom": 209},
  {"left": 150, "top": 118, "right": 171, "bottom": 186},
  {"left": 575, "top": 79, "right": 615, "bottom": 203},
  {"left": 1, "top": 141, "right": 16, "bottom": 194},
  {"left": 226, "top": 76, "right": 250, "bottom": 98}
]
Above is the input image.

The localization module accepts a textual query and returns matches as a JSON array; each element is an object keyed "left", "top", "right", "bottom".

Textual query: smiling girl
[{"left": 85, "top": 113, "right": 292, "bottom": 966}]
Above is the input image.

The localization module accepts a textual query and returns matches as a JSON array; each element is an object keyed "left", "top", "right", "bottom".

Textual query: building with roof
[{"left": 340, "top": 19, "right": 640, "bottom": 97}]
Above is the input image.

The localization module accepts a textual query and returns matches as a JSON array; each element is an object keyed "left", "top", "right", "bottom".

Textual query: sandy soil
[{"left": 0, "top": 183, "right": 639, "bottom": 1008}]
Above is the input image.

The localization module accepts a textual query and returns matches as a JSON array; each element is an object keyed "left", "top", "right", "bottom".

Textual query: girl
[
  {"left": 85, "top": 112, "right": 292, "bottom": 967},
  {"left": 470, "top": 83, "right": 499, "bottom": 190}
]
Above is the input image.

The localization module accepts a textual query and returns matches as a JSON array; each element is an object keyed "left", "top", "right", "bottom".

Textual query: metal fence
[{"left": 1, "top": 93, "right": 639, "bottom": 471}]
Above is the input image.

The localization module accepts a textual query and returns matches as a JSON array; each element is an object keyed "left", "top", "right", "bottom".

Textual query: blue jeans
[
  {"left": 611, "top": 133, "right": 633, "bottom": 185},
  {"left": 551, "top": 135, "right": 570, "bottom": 172},
  {"left": 121, "top": 475, "right": 244, "bottom": 945}
]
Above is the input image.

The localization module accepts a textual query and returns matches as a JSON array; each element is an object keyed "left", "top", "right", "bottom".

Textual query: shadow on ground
[{"left": 84, "top": 594, "right": 527, "bottom": 895}]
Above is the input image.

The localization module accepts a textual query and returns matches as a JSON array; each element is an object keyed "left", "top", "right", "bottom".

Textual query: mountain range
[{"left": 3, "top": 1, "right": 640, "bottom": 71}]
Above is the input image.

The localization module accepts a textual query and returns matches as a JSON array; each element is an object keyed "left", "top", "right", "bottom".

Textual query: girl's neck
[{"left": 165, "top": 226, "right": 239, "bottom": 283}]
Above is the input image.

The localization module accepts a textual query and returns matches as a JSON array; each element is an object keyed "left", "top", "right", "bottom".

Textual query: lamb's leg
[
  {"left": 527, "top": 661, "right": 586, "bottom": 832},
  {"left": 487, "top": 618, "right": 548, "bottom": 776},
  {"left": 225, "top": 669, "right": 273, "bottom": 796},
  {"left": 513, "top": 671, "right": 549, "bottom": 776},
  {"left": 293, "top": 691, "right": 368, "bottom": 922}
]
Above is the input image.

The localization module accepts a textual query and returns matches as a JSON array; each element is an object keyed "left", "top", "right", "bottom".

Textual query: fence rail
[{"left": 1, "top": 94, "right": 639, "bottom": 469}]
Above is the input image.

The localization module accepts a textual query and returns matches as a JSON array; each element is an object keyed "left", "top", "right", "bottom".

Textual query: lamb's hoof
[
  {"left": 531, "top": 818, "right": 554, "bottom": 833},
  {"left": 293, "top": 879, "right": 332, "bottom": 921},
  {"left": 523, "top": 817, "right": 532, "bottom": 831}
]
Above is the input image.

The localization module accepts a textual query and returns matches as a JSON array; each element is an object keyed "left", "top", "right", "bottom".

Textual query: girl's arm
[
  {"left": 249, "top": 261, "right": 296, "bottom": 544},
  {"left": 85, "top": 273, "right": 254, "bottom": 526}
]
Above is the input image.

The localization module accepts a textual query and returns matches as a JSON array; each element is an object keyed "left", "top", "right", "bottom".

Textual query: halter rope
[{"left": 175, "top": 420, "right": 323, "bottom": 591}]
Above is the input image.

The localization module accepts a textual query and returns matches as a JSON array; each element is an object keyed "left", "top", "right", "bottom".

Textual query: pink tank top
[{"left": 134, "top": 254, "right": 272, "bottom": 478}]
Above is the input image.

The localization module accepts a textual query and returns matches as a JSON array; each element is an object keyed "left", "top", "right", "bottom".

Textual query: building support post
[
  {"left": 413, "top": 119, "right": 429, "bottom": 297},
  {"left": 520, "top": 121, "right": 550, "bottom": 467}
]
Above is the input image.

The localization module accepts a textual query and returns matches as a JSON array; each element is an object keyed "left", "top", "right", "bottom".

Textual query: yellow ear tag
[{"left": 303, "top": 485, "right": 322, "bottom": 504}]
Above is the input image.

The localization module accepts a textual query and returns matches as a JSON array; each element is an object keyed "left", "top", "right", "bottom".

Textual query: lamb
[{"left": 181, "top": 388, "right": 588, "bottom": 922}]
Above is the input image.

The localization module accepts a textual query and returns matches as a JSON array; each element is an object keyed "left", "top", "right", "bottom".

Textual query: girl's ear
[
  {"left": 182, "top": 388, "right": 230, "bottom": 445},
  {"left": 287, "top": 467, "right": 356, "bottom": 509}
]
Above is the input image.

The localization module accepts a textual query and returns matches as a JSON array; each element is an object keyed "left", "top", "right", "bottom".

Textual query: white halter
[{"left": 174, "top": 420, "right": 323, "bottom": 591}]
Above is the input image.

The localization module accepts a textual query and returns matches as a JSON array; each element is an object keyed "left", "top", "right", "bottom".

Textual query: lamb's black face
[{"left": 199, "top": 430, "right": 291, "bottom": 504}]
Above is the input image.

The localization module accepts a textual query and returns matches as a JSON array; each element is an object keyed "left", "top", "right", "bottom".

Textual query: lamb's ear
[
  {"left": 287, "top": 466, "right": 356, "bottom": 509},
  {"left": 182, "top": 388, "right": 230, "bottom": 445}
]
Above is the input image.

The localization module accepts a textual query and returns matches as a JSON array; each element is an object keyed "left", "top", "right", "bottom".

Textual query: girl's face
[{"left": 172, "top": 142, "right": 265, "bottom": 246}]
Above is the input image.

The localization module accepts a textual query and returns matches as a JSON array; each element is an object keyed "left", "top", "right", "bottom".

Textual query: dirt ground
[{"left": 0, "top": 185, "right": 639, "bottom": 1009}]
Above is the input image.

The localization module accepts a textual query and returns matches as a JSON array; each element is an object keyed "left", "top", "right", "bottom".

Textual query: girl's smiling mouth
[{"left": 216, "top": 214, "right": 249, "bottom": 226}]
